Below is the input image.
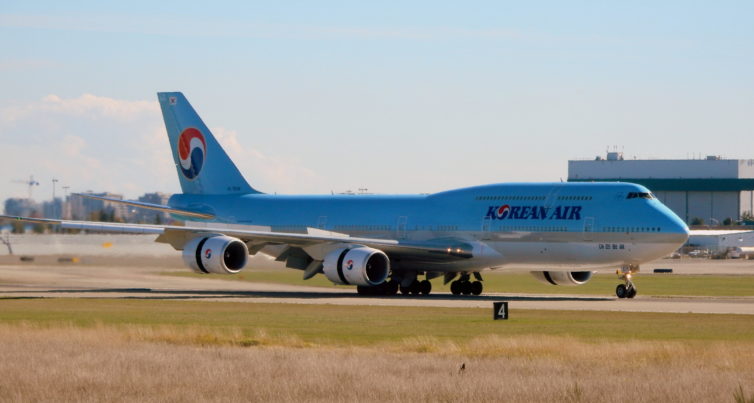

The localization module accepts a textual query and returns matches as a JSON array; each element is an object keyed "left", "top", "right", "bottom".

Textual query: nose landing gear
[{"left": 616, "top": 265, "right": 638, "bottom": 299}]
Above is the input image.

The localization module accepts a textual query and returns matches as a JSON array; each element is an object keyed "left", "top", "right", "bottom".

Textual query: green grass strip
[
  {"left": 165, "top": 271, "right": 754, "bottom": 297},
  {"left": 0, "top": 298, "right": 752, "bottom": 345}
]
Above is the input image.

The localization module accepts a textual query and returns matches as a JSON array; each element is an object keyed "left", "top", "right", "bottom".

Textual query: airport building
[
  {"left": 3, "top": 198, "right": 40, "bottom": 218},
  {"left": 568, "top": 152, "right": 754, "bottom": 225},
  {"left": 4, "top": 191, "right": 173, "bottom": 225},
  {"left": 135, "top": 192, "right": 171, "bottom": 223},
  {"left": 685, "top": 229, "right": 754, "bottom": 257},
  {"left": 68, "top": 192, "right": 127, "bottom": 221}
]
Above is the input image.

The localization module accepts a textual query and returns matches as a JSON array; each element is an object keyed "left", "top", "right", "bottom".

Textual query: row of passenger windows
[
  {"left": 274, "top": 225, "right": 307, "bottom": 232},
  {"left": 277, "top": 225, "right": 662, "bottom": 234},
  {"left": 475, "top": 195, "right": 546, "bottom": 201},
  {"left": 334, "top": 225, "right": 391, "bottom": 231},
  {"left": 336, "top": 225, "right": 462, "bottom": 231},
  {"left": 475, "top": 195, "right": 593, "bottom": 201},
  {"left": 496, "top": 226, "right": 569, "bottom": 232},
  {"left": 603, "top": 226, "right": 661, "bottom": 233},
  {"left": 557, "top": 195, "right": 593, "bottom": 201}
]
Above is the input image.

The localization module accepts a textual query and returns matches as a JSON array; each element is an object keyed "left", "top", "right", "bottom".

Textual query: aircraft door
[
  {"left": 396, "top": 216, "right": 408, "bottom": 239},
  {"left": 583, "top": 217, "right": 595, "bottom": 241},
  {"left": 544, "top": 184, "right": 563, "bottom": 208},
  {"left": 482, "top": 216, "right": 491, "bottom": 232},
  {"left": 480, "top": 216, "right": 494, "bottom": 240}
]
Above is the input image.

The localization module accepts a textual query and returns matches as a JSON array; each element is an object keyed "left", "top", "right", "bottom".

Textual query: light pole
[
  {"left": 52, "top": 178, "right": 59, "bottom": 219},
  {"left": 62, "top": 186, "right": 70, "bottom": 220}
]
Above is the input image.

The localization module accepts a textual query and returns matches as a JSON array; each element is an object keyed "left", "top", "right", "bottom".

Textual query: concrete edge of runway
[{"left": 0, "top": 256, "right": 753, "bottom": 315}]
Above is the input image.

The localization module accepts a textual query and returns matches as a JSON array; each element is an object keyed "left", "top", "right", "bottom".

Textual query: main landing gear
[
  {"left": 356, "top": 278, "right": 432, "bottom": 296},
  {"left": 356, "top": 279, "right": 399, "bottom": 296},
  {"left": 449, "top": 273, "right": 483, "bottom": 296},
  {"left": 615, "top": 264, "right": 638, "bottom": 299},
  {"left": 399, "top": 279, "right": 432, "bottom": 295},
  {"left": 356, "top": 272, "right": 485, "bottom": 297}
]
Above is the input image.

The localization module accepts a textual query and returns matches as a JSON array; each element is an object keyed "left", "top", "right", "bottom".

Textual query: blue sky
[{"left": 1, "top": 1, "right": 753, "bottom": 204}]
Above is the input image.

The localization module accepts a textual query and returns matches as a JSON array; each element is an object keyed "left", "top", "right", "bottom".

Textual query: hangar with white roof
[{"left": 568, "top": 152, "right": 754, "bottom": 226}]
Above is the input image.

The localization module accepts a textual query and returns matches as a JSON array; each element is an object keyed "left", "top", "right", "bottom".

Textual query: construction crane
[{"left": 12, "top": 175, "right": 40, "bottom": 200}]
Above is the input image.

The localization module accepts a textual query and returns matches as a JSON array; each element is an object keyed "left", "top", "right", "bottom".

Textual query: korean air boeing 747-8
[{"left": 2, "top": 92, "right": 689, "bottom": 298}]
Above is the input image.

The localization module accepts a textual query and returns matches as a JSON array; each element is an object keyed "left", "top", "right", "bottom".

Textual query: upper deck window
[{"left": 627, "top": 192, "right": 654, "bottom": 200}]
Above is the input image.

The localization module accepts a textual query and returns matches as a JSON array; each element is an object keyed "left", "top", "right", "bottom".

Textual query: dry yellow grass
[{"left": 0, "top": 323, "right": 751, "bottom": 402}]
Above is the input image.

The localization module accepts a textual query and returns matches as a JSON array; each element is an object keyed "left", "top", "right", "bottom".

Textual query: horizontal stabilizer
[{"left": 74, "top": 193, "right": 215, "bottom": 219}]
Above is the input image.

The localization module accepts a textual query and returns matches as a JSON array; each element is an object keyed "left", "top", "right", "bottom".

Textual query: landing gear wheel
[
  {"left": 409, "top": 280, "right": 422, "bottom": 295},
  {"left": 470, "top": 281, "right": 483, "bottom": 296},
  {"left": 461, "top": 280, "right": 472, "bottom": 295},
  {"left": 400, "top": 283, "right": 412, "bottom": 295},
  {"left": 419, "top": 280, "right": 432, "bottom": 295},
  {"left": 616, "top": 265, "right": 639, "bottom": 300},
  {"left": 358, "top": 279, "right": 401, "bottom": 296},
  {"left": 450, "top": 281, "right": 462, "bottom": 295},
  {"left": 386, "top": 279, "right": 399, "bottom": 296},
  {"left": 615, "top": 284, "right": 627, "bottom": 298}
]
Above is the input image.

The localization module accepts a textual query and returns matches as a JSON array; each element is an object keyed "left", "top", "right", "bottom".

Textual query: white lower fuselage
[{"left": 172, "top": 182, "right": 689, "bottom": 274}]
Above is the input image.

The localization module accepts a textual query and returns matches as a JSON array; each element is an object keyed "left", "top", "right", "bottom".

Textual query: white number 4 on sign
[{"left": 493, "top": 301, "right": 508, "bottom": 320}]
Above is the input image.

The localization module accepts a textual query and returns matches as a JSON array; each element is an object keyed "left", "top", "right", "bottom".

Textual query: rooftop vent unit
[{"left": 607, "top": 152, "right": 624, "bottom": 161}]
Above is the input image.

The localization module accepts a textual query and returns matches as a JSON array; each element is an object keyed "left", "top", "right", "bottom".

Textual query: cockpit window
[{"left": 627, "top": 192, "right": 654, "bottom": 200}]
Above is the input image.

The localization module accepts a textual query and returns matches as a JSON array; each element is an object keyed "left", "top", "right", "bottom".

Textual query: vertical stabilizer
[{"left": 157, "top": 92, "right": 260, "bottom": 195}]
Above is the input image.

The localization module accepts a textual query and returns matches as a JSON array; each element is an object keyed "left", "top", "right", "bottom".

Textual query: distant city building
[
  {"left": 135, "top": 192, "right": 171, "bottom": 223},
  {"left": 569, "top": 152, "right": 754, "bottom": 225},
  {"left": 4, "top": 191, "right": 176, "bottom": 225},
  {"left": 4, "top": 198, "right": 41, "bottom": 217},
  {"left": 69, "top": 192, "right": 130, "bottom": 221},
  {"left": 42, "top": 198, "right": 63, "bottom": 219}
]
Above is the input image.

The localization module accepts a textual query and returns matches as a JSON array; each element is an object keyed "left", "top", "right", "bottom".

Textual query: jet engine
[
  {"left": 530, "top": 271, "right": 593, "bottom": 286},
  {"left": 182, "top": 235, "right": 249, "bottom": 274},
  {"left": 323, "top": 246, "right": 390, "bottom": 286}
]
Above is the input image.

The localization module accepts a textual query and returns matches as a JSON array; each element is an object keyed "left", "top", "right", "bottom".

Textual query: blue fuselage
[{"left": 170, "top": 181, "right": 689, "bottom": 272}]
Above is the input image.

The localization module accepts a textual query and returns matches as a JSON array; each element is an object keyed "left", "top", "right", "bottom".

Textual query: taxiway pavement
[{"left": 0, "top": 257, "right": 751, "bottom": 315}]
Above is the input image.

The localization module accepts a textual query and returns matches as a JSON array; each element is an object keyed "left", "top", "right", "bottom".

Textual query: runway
[{"left": 1, "top": 257, "right": 752, "bottom": 315}]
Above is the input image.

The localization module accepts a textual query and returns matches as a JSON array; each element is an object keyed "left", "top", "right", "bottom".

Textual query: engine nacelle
[
  {"left": 323, "top": 246, "right": 390, "bottom": 286},
  {"left": 530, "top": 271, "right": 593, "bottom": 286},
  {"left": 182, "top": 235, "right": 249, "bottom": 274}
]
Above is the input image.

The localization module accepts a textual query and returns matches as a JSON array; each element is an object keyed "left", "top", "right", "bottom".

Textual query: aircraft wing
[
  {"left": 0, "top": 215, "right": 473, "bottom": 262},
  {"left": 73, "top": 193, "right": 215, "bottom": 219}
]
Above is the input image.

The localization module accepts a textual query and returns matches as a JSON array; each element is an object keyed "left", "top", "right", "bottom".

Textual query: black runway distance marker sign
[{"left": 493, "top": 301, "right": 508, "bottom": 320}]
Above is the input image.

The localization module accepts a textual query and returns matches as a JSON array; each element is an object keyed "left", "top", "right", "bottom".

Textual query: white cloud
[
  {"left": 1, "top": 93, "right": 158, "bottom": 124},
  {"left": 212, "top": 127, "right": 321, "bottom": 193},
  {"left": 0, "top": 58, "right": 61, "bottom": 72},
  {"left": 0, "top": 94, "right": 166, "bottom": 205},
  {"left": 0, "top": 13, "right": 527, "bottom": 41},
  {"left": 60, "top": 135, "right": 87, "bottom": 157},
  {"left": 0, "top": 94, "right": 324, "bottom": 208}
]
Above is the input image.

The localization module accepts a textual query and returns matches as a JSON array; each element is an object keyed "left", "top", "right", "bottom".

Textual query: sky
[{"left": 1, "top": 1, "right": 753, "bottom": 205}]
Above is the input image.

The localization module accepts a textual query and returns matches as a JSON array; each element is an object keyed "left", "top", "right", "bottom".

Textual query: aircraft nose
[{"left": 662, "top": 207, "right": 690, "bottom": 243}]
